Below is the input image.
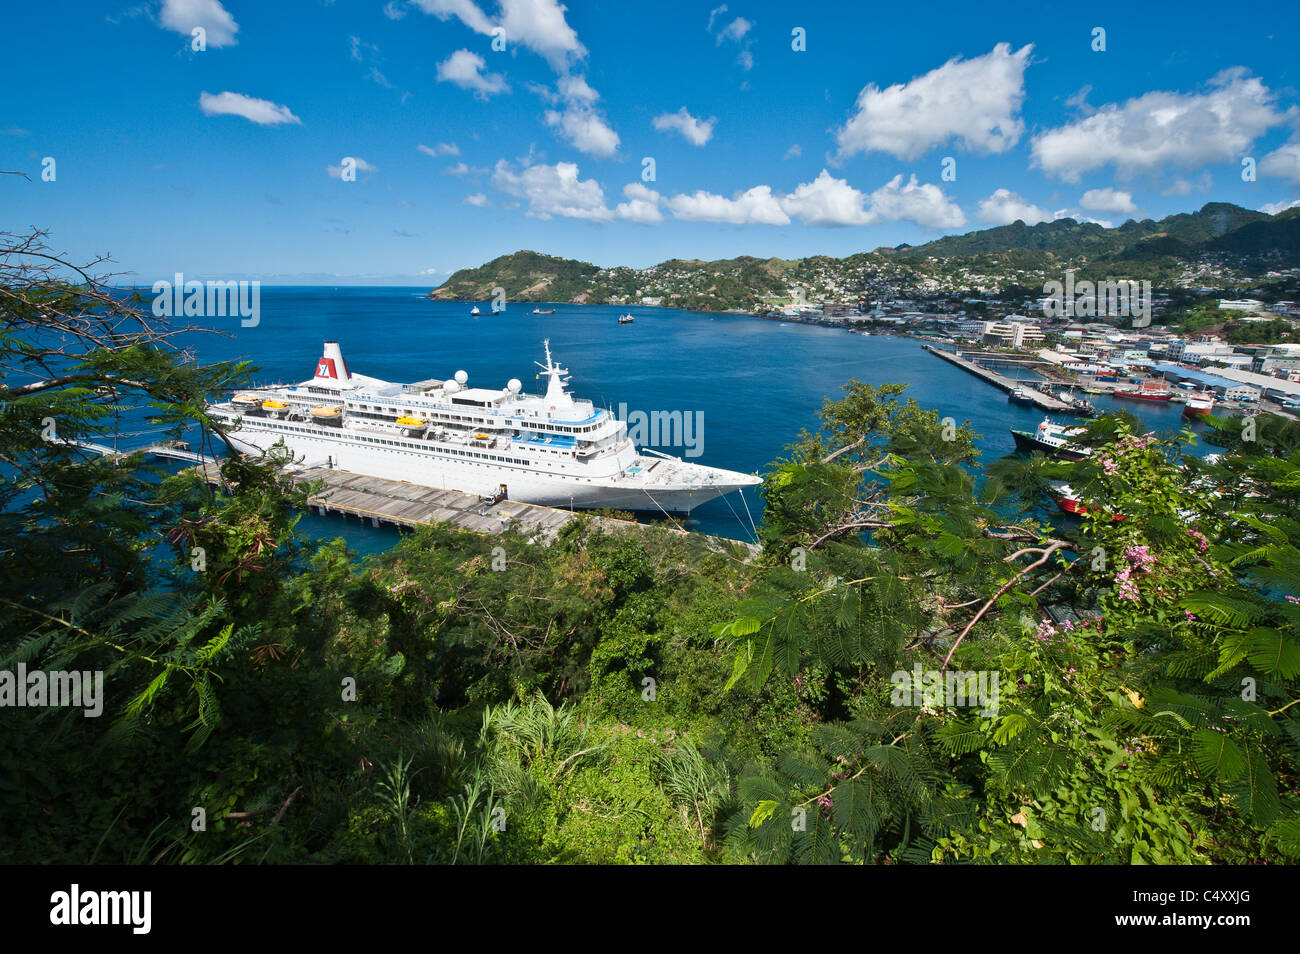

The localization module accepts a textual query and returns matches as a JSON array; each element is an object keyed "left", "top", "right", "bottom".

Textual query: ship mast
[{"left": 534, "top": 339, "right": 572, "bottom": 406}]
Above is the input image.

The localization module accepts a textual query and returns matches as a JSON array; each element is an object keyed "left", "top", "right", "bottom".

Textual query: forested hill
[
  {"left": 426, "top": 251, "right": 603, "bottom": 303},
  {"left": 428, "top": 204, "right": 1300, "bottom": 309}
]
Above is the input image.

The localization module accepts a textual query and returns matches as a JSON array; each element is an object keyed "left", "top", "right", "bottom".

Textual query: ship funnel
[{"left": 315, "top": 341, "right": 350, "bottom": 382}]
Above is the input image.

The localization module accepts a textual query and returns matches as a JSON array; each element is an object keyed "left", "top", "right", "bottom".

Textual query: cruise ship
[{"left": 206, "top": 341, "right": 761, "bottom": 514}]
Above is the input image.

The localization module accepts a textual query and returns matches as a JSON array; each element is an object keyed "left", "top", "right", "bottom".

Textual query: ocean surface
[{"left": 152, "top": 287, "right": 1215, "bottom": 550}]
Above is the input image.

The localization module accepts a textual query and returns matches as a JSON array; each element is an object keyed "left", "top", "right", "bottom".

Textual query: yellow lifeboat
[
  {"left": 473, "top": 432, "right": 490, "bottom": 441},
  {"left": 310, "top": 405, "right": 343, "bottom": 426},
  {"left": 261, "top": 399, "right": 288, "bottom": 410},
  {"left": 397, "top": 416, "right": 428, "bottom": 436}
]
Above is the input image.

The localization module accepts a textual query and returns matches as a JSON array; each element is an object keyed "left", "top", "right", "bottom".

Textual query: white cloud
[
  {"left": 444, "top": 161, "right": 488, "bottom": 175},
  {"left": 1031, "top": 68, "right": 1293, "bottom": 182},
  {"left": 614, "top": 182, "right": 663, "bottom": 224},
  {"left": 411, "top": 0, "right": 495, "bottom": 34},
  {"left": 1261, "top": 198, "right": 1300, "bottom": 215},
  {"left": 708, "top": 11, "right": 754, "bottom": 69},
  {"left": 978, "top": 190, "right": 1117, "bottom": 228},
  {"left": 783, "top": 144, "right": 801, "bottom": 160},
  {"left": 326, "top": 157, "right": 378, "bottom": 179},
  {"left": 835, "top": 43, "right": 1032, "bottom": 161},
  {"left": 159, "top": 0, "right": 238, "bottom": 47},
  {"left": 419, "top": 1, "right": 615, "bottom": 158},
  {"left": 1260, "top": 141, "right": 1300, "bottom": 184},
  {"left": 779, "top": 171, "right": 874, "bottom": 225},
  {"left": 978, "top": 188, "right": 1051, "bottom": 226},
  {"left": 664, "top": 172, "right": 963, "bottom": 228},
  {"left": 652, "top": 107, "right": 715, "bottom": 146},
  {"left": 668, "top": 185, "right": 791, "bottom": 225},
  {"left": 436, "top": 49, "right": 509, "bottom": 98},
  {"left": 413, "top": 0, "right": 584, "bottom": 70},
  {"left": 418, "top": 142, "right": 460, "bottom": 157},
  {"left": 855, "top": 173, "right": 966, "bottom": 228},
  {"left": 528, "top": 74, "right": 619, "bottom": 157},
  {"left": 491, "top": 159, "right": 613, "bottom": 220},
  {"left": 1079, "top": 187, "right": 1137, "bottom": 214},
  {"left": 198, "top": 91, "right": 300, "bottom": 125},
  {"left": 717, "top": 17, "right": 751, "bottom": 44},
  {"left": 557, "top": 74, "right": 599, "bottom": 104},
  {"left": 544, "top": 105, "right": 620, "bottom": 158},
  {"left": 463, "top": 193, "right": 489, "bottom": 207},
  {"left": 384, "top": 2, "right": 407, "bottom": 19}
]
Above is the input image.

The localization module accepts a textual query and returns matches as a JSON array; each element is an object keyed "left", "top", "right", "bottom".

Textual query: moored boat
[
  {"left": 1010, "top": 418, "right": 1091, "bottom": 461},
  {"left": 1114, "top": 380, "right": 1173, "bottom": 402},
  {"left": 206, "top": 340, "right": 760, "bottom": 514},
  {"left": 1009, "top": 386, "right": 1035, "bottom": 406},
  {"left": 1182, "top": 393, "right": 1215, "bottom": 418}
]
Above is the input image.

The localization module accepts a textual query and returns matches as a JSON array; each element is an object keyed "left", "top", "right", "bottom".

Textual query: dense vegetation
[{"left": 3, "top": 232, "right": 1298, "bottom": 864}]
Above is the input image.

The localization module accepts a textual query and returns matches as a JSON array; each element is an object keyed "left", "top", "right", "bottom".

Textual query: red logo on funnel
[{"left": 316, "top": 358, "right": 338, "bottom": 379}]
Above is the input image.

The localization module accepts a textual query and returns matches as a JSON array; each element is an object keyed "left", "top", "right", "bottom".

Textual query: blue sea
[{"left": 154, "top": 287, "right": 1213, "bottom": 550}]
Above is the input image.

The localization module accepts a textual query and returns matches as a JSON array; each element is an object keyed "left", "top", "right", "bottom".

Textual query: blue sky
[{"left": 3, "top": 0, "right": 1299, "bottom": 284}]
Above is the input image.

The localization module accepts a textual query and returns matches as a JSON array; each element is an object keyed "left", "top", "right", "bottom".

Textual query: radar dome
[
  {"left": 454, "top": 370, "right": 468, "bottom": 384},
  {"left": 443, "top": 379, "right": 460, "bottom": 394},
  {"left": 507, "top": 378, "right": 522, "bottom": 393}
]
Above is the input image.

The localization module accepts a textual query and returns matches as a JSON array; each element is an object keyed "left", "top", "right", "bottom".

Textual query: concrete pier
[
  {"left": 924, "top": 345, "right": 1074, "bottom": 413},
  {"left": 187, "top": 460, "right": 760, "bottom": 554}
]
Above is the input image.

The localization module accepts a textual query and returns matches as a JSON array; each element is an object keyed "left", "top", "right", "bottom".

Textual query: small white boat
[
  {"left": 470, "top": 305, "right": 481, "bottom": 316},
  {"left": 617, "top": 314, "right": 634, "bottom": 324}
]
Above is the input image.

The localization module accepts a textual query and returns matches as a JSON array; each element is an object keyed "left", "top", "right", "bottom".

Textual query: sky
[{"left": 3, "top": 0, "right": 1300, "bottom": 284}]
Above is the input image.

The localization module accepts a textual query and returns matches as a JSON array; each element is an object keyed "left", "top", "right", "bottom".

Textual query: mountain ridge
[{"left": 427, "top": 203, "right": 1300, "bottom": 310}]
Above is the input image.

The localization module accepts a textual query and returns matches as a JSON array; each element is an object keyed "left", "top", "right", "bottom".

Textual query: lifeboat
[
  {"left": 473, "top": 432, "right": 490, "bottom": 441},
  {"left": 310, "top": 405, "right": 343, "bottom": 426},
  {"left": 261, "top": 399, "right": 289, "bottom": 418},
  {"left": 232, "top": 393, "right": 263, "bottom": 414},
  {"left": 396, "top": 415, "right": 428, "bottom": 437}
]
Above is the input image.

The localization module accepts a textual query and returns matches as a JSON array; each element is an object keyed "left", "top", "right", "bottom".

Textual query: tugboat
[
  {"left": 1114, "top": 380, "right": 1173, "bottom": 402},
  {"left": 1010, "top": 418, "right": 1091, "bottom": 461},
  {"left": 1009, "top": 386, "right": 1036, "bottom": 406},
  {"left": 617, "top": 313, "right": 635, "bottom": 324}
]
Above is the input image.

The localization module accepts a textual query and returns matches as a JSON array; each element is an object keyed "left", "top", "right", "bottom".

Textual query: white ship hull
[{"left": 224, "top": 429, "right": 745, "bottom": 513}]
